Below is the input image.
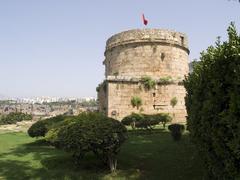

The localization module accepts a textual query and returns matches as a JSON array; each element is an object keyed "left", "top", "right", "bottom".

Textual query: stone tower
[{"left": 97, "top": 29, "right": 189, "bottom": 123}]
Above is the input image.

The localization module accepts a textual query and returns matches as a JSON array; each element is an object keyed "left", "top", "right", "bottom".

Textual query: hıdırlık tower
[{"left": 97, "top": 29, "right": 189, "bottom": 123}]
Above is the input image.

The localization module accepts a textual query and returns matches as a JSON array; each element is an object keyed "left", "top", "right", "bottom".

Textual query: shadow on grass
[
  {"left": 128, "top": 129, "right": 168, "bottom": 135},
  {"left": 0, "top": 130, "right": 204, "bottom": 180},
  {"left": 0, "top": 137, "right": 120, "bottom": 179},
  {"left": 0, "top": 160, "right": 48, "bottom": 180},
  {"left": 117, "top": 130, "right": 204, "bottom": 180}
]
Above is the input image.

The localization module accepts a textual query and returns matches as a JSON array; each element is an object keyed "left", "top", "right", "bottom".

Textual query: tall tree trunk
[
  {"left": 108, "top": 155, "right": 117, "bottom": 172},
  {"left": 131, "top": 121, "right": 136, "bottom": 130}
]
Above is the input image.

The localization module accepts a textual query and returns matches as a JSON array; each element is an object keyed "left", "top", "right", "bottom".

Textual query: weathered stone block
[{"left": 98, "top": 29, "right": 189, "bottom": 123}]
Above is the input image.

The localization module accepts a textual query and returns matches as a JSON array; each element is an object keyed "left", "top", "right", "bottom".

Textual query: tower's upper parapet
[
  {"left": 104, "top": 28, "right": 189, "bottom": 79},
  {"left": 105, "top": 29, "right": 189, "bottom": 54}
]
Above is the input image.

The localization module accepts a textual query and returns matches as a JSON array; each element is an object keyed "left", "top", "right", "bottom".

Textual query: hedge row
[
  {"left": 0, "top": 112, "right": 32, "bottom": 125},
  {"left": 121, "top": 113, "right": 172, "bottom": 130}
]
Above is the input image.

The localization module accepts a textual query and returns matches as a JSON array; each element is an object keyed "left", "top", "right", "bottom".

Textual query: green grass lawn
[{"left": 0, "top": 130, "right": 204, "bottom": 180}]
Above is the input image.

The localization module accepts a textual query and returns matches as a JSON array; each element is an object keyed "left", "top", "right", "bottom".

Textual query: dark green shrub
[
  {"left": 28, "top": 115, "right": 66, "bottom": 138},
  {"left": 45, "top": 116, "right": 77, "bottom": 146},
  {"left": 122, "top": 113, "right": 172, "bottom": 130},
  {"left": 28, "top": 120, "right": 47, "bottom": 138},
  {"left": 144, "top": 113, "right": 172, "bottom": 128},
  {"left": 168, "top": 124, "right": 185, "bottom": 141},
  {"left": 121, "top": 113, "right": 144, "bottom": 129},
  {"left": 49, "top": 112, "right": 127, "bottom": 172},
  {"left": 96, "top": 81, "right": 107, "bottom": 93},
  {"left": 141, "top": 76, "right": 156, "bottom": 90},
  {"left": 184, "top": 23, "right": 240, "bottom": 179}
]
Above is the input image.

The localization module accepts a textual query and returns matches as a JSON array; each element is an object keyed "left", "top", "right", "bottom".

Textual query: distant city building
[{"left": 0, "top": 96, "right": 97, "bottom": 117}]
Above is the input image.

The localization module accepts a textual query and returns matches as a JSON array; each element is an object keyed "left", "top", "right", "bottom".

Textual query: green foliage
[
  {"left": 96, "top": 81, "right": 107, "bottom": 93},
  {"left": 151, "top": 113, "right": 172, "bottom": 128},
  {"left": 141, "top": 76, "right": 156, "bottom": 90},
  {"left": 0, "top": 100, "right": 17, "bottom": 105},
  {"left": 158, "top": 76, "right": 173, "bottom": 85},
  {"left": 131, "top": 96, "right": 142, "bottom": 109},
  {"left": 184, "top": 23, "right": 240, "bottom": 179},
  {"left": 122, "top": 113, "right": 144, "bottom": 129},
  {"left": 28, "top": 120, "right": 48, "bottom": 138},
  {"left": 113, "top": 72, "right": 119, "bottom": 76},
  {"left": 170, "top": 97, "right": 178, "bottom": 108},
  {"left": 96, "top": 84, "right": 100, "bottom": 92},
  {"left": 168, "top": 124, "right": 185, "bottom": 141},
  {"left": 27, "top": 115, "right": 66, "bottom": 138},
  {"left": 80, "top": 99, "right": 97, "bottom": 107},
  {"left": 122, "top": 113, "right": 172, "bottom": 130},
  {"left": 0, "top": 112, "right": 32, "bottom": 125},
  {"left": 143, "top": 113, "right": 172, "bottom": 129},
  {"left": 48, "top": 112, "right": 127, "bottom": 172},
  {"left": 189, "top": 60, "right": 200, "bottom": 73}
]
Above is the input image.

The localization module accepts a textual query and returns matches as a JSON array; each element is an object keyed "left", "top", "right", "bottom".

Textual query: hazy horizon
[
  {"left": 0, "top": 0, "right": 239, "bottom": 98},
  {"left": 0, "top": 93, "right": 95, "bottom": 99}
]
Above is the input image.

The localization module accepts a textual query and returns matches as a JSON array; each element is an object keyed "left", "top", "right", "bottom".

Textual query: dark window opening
[
  {"left": 153, "top": 46, "right": 157, "bottom": 53},
  {"left": 153, "top": 92, "right": 156, "bottom": 97},
  {"left": 180, "top": 36, "right": 184, "bottom": 46},
  {"left": 161, "top": 53, "right": 165, "bottom": 61}
]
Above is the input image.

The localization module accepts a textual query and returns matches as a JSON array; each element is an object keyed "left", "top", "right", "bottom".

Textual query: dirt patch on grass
[{"left": 0, "top": 120, "right": 37, "bottom": 134}]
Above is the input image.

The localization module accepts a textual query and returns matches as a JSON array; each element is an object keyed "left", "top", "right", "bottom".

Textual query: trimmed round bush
[
  {"left": 168, "top": 124, "right": 185, "bottom": 141},
  {"left": 49, "top": 112, "right": 127, "bottom": 172},
  {"left": 121, "top": 113, "right": 144, "bottom": 129},
  {"left": 144, "top": 113, "right": 172, "bottom": 128},
  {"left": 28, "top": 120, "right": 48, "bottom": 137},
  {"left": 28, "top": 115, "right": 66, "bottom": 138},
  {"left": 122, "top": 113, "right": 172, "bottom": 130}
]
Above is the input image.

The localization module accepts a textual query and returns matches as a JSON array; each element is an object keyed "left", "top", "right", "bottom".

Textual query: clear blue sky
[{"left": 0, "top": 0, "right": 239, "bottom": 98}]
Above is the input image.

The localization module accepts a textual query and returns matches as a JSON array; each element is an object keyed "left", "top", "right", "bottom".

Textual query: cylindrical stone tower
[
  {"left": 98, "top": 29, "right": 189, "bottom": 123},
  {"left": 104, "top": 29, "right": 189, "bottom": 79}
]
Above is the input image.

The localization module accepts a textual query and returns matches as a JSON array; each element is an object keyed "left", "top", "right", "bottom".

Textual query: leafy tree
[
  {"left": 122, "top": 113, "right": 172, "bottom": 130},
  {"left": 122, "top": 113, "right": 144, "bottom": 129},
  {"left": 151, "top": 113, "right": 172, "bottom": 128},
  {"left": 0, "top": 112, "right": 32, "bottom": 125},
  {"left": 170, "top": 97, "right": 178, "bottom": 121},
  {"left": 184, "top": 23, "right": 240, "bottom": 179},
  {"left": 80, "top": 99, "right": 98, "bottom": 107},
  {"left": 189, "top": 60, "right": 200, "bottom": 73}
]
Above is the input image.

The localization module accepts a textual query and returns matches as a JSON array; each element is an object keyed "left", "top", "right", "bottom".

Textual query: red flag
[{"left": 142, "top": 14, "right": 148, "bottom": 26}]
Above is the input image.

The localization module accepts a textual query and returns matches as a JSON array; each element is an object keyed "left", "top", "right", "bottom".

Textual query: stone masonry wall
[
  {"left": 104, "top": 29, "right": 189, "bottom": 79},
  {"left": 97, "top": 83, "right": 108, "bottom": 114},
  {"left": 98, "top": 29, "right": 189, "bottom": 123},
  {"left": 106, "top": 79, "right": 187, "bottom": 123}
]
